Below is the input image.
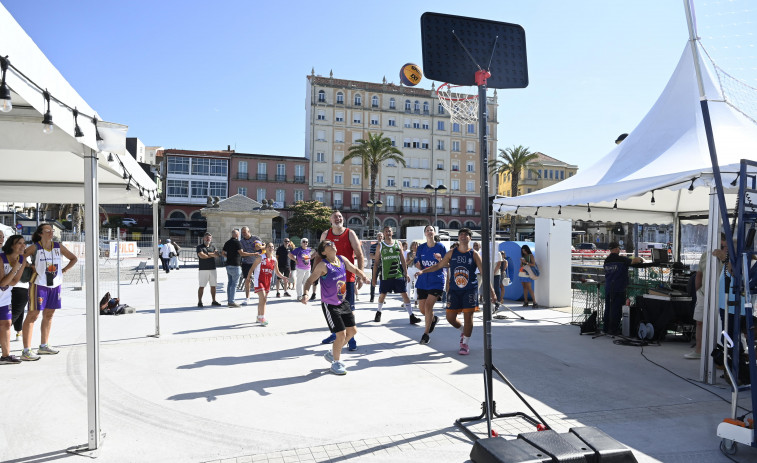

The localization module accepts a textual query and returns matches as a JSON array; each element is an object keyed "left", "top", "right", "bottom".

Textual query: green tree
[
  {"left": 286, "top": 200, "right": 333, "bottom": 240},
  {"left": 343, "top": 132, "right": 405, "bottom": 237},
  {"left": 489, "top": 145, "right": 540, "bottom": 240}
]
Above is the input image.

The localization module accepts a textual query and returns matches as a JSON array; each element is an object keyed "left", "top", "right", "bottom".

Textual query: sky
[{"left": 2, "top": 0, "right": 755, "bottom": 169}]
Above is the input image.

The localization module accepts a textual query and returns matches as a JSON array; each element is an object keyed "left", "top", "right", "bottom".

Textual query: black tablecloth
[{"left": 635, "top": 295, "right": 695, "bottom": 341}]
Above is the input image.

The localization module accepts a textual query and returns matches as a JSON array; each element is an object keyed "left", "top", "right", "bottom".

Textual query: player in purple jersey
[{"left": 301, "top": 240, "right": 369, "bottom": 375}]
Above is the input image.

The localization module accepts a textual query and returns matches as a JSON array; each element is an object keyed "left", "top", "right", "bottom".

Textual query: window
[
  {"left": 318, "top": 90, "right": 325, "bottom": 102},
  {"left": 437, "top": 140, "right": 445, "bottom": 150},
  {"left": 352, "top": 174, "right": 361, "bottom": 185},
  {"left": 412, "top": 139, "right": 420, "bottom": 149},
  {"left": 333, "top": 192, "right": 343, "bottom": 209},
  {"left": 421, "top": 158, "right": 429, "bottom": 169},
  {"left": 191, "top": 181, "right": 208, "bottom": 198},
  {"left": 437, "top": 120, "right": 445, "bottom": 131},
  {"left": 386, "top": 159, "right": 397, "bottom": 167},
  {"left": 388, "top": 117, "right": 396, "bottom": 127},
  {"left": 423, "top": 102, "right": 429, "bottom": 114},
  {"left": 452, "top": 123, "right": 461, "bottom": 132},
  {"left": 238, "top": 160, "right": 248, "bottom": 174},
  {"left": 166, "top": 179, "right": 188, "bottom": 197},
  {"left": 294, "top": 190, "right": 304, "bottom": 202},
  {"left": 451, "top": 180, "right": 460, "bottom": 191},
  {"left": 403, "top": 138, "right": 411, "bottom": 148},
  {"left": 387, "top": 176, "right": 396, "bottom": 187},
  {"left": 295, "top": 165, "right": 305, "bottom": 177},
  {"left": 336, "top": 111, "right": 344, "bottom": 122},
  {"left": 315, "top": 172, "right": 324, "bottom": 183},
  {"left": 414, "top": 101, "right": 420, "bottom": 112},
  {"left": 452, "top": 141, "right": 460, "bottom": 152},
  {"left": 466, "top": 199, "right": 474, "bottom": 213},
  {"left": 389, "top": 136, "right": 396, "bottom": 147},
  {"left": 352, "top": 132, "right": 361, "bottom": 144},
  {"left": 421, "top": 140, "right": 429, "bottom": 150},
  {"left": 276, "top": 189, "right": 285, "bottom": 203},
  {"left": 403, "top": 177, "right": 410, "bottom": 187},
  {"left": 316, "top": 152, "right": 325, "bottom": 163},
  {"left": 316, "top": 130, "right": 326, "bottom": 141},
  {"left": 354, "top": 94, "right": 362, "bottom": 106},
  {"left": 353, "top": 112, "right": 362, "bottom": 124},
  {"left": 386, "top": 195, "right": 395, "bottom": 208},
  {"left": 333, "top": 151, "right": 343, "bottom": 163},
  {"left": 317, "top": 110, "right": 325, "bottom": 120},
  {"left": 404, "top": 118, "right": 411, "bottom": 128},
  {"left": 467, "top": 123, "right": 475, "bottom": 134},
  {"left": 370, "top": 115, "right": 379, "bottom": 125},
  {"left": 410, "top": 157, "right": 419, "bottom": 168},
  {"left": 438, "top": 103, "right": 445, "bottom": 114},
  {"left": 237, "top": 186, "right": 247, "bottom": 196},
  {"left": 167, "top": 157, "right": 190, "bottom": 175},
  {"left": 352, "top": 156, "right": 361, "bottom": 165},
  {"left": 436, "top": 160, "right": 444, "bottom": 170},
  {"left": 466, "top": 161, "right": 475, "bottom": 172},
  {"left": 315, "top": 191, "right": 324, "bottom": 203},
  {"left": 209, "top": 159, "right": 227, "bottom": 176},
  {"left": 452, "top": 161, "right": 460, "bottom": 171},
  {"left": 335, "top": 131, "right": 344, "bottom": 143},
  {"left": 334, "top": 173, "right": 343, "bottom": 184},
  {"left": 371, "top": 95, "right": 379, "bottom": 107},
  {"left": 466, "top": 180, "right": 474, "bottom": 191},
  {"left": 560, "top": 170, "right": 565, "bottom": 179},
  {"left": 412, "top": 178, "right": 420, "bottom": 188},
  {"left": 192, "top": 158, "right": 210, "bottom": 175},
  {"left": 422, "top": 120, "right": 429, "bottom": 130},
  {"left": 277, "top": 163, "right": 285, "bottom": 176},
  {"left": 466, "top": 141, "right": 475, "bottom": 153},
  {"left": 209, "top": 182, "right": 226, "bottom": 198},
  {"left": 389, "top": 98, "right": 396, "bottom": 109},
  {"left": 405, "top": 100, "right": 411, "bottom": 111},
  {"left": 413, "top": 120, "right": 420, "bottom": 129},
  {"left": 336, "top": 92, "right": 344, "bottom": 104},
  {"left": 169, "top": 210, "right": 186, "bottom": 219},
  {"left": 256, "top": 188, "right": 266, "bottom": 202}
]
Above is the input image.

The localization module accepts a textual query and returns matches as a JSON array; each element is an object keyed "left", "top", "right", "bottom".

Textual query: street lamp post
[
  {"left": 366, "top": 199, "right": 383, "bottom": 238},
  {"left": 424, "top": 184, "right": 447, "bottom": 230}
]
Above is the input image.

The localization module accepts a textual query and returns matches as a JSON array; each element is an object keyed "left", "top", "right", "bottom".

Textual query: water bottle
[{"left": 621, "top": 298, "right": 631, "bottom": 337}]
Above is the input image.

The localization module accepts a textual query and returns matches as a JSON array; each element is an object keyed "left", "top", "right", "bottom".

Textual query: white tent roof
[
  {"left": 0, "top": 5, "right": 157, "bottom": 204},
  {"left": 493, "top": 42, "right": 757, "bottom": 224}
]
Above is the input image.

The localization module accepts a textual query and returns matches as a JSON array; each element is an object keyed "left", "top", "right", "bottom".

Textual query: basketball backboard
[{"left": 421, "top": 12, "right": 528, "bottom": 89}]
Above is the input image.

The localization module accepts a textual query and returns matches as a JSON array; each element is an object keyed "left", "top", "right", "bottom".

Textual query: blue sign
[{"left": 16, "top": 223, "right": 22, "bottom": 230}]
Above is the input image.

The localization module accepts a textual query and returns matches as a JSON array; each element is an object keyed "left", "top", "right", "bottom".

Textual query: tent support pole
[{"left": 151, "top": 200, "right": 160, "bottom": 337}]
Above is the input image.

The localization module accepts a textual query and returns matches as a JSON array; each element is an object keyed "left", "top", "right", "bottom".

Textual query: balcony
[
  {"left": 236, "top": 173, "right": 249, "bottom": 180},
  {"left": 451, "top": 208, "right": 460, "bottom": 214},
  {"left": 349, "top": 204, "right": 362, "bottom": 211},
  {"left": 402, "top": 206, "right": 430, "bottom": 214},
  {"left": 294, "top": 175, "right": 306, "bottom": 183},
  {"left": 435, "top": 207, "right": 445, "bottom": 214},
  {"left": 384, "top": 205, "right": 397, "bottom": 213},
  {"left": 333, "top": 201, "right": 344, "bottom": 210},
  {"left": 256, "top": 173, "right": 268, "bottom": 181},
  {"left": 275, "top": 174, "right": 287, "bottom": 182}
]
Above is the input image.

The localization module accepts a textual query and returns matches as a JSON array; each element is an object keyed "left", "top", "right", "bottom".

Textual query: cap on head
[{"left": 166, "top": 239, "right": 171, "bottom": 242}]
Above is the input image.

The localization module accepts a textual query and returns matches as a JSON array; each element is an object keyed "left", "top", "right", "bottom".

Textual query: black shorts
[
  {"left": 241, "top": 263, "right": 254, "bottom": 279},
  {"left": 322, "top": 300, "right": 355, "bottom": 333},
  {"left": 417, "top": 288, "right": 444, "bottom": 300},
  {"left": 278, "top": 262, "right": 291, "bottom": 277},
  {"left": 379, "top": 278, "right": 407, "bottom": 294}
]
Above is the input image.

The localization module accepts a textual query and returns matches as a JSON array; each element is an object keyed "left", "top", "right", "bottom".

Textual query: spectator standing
[
  {"left": 159, "top": 239, "right": 172, "bottom": 273},
  {"left": 222, "top": 229, "right": 245, "bottom": 307},
  {"left": 603, "top": 241, "right": 643, "bottom": 335},
  {"left": 169, "top": 240, "right": 181, "bottom": 270},
  {"left": 21, "top": 223, "right": 78, "bottom": 361},
  {"left": 1, "top": 234, "right": 27, "bottom": 364},
  {"left": 289, "top": 238, "right": 313, "bottom": 300},
  {"left": 686, "top": 234, "right": 726, "bottom": 359},
  {"left": 274, "top": 239, "right": 292, "bottom": 297},
  {"left": 196, "top": 232, "right": 222, "bottom": 307},
  {"left": 239, "top": 226, "right": 262, "bottom": 305}
]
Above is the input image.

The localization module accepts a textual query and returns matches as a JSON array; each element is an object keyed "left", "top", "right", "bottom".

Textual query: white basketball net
[{"left": 437, "top": 83, "right": 479, "bottom": 125}]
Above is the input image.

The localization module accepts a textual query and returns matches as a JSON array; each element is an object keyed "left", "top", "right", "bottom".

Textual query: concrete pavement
[{"left": 2, "top": 263, "right": 757, "bottom": 463}]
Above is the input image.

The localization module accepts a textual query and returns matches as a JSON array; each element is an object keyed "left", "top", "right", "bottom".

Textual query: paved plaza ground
[{"left": 3, "top": 260, "right": 757, "bottom": 463}]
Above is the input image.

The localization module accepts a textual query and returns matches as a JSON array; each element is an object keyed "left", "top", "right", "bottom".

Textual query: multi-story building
[
  {"left": 495, "top": 152, "right": 578, "bottom": 197},
  {"left": 228, "top": 153, "right": 310, "bottom": 239},
  {"left": 158, "top": 148, "right": 232, "bottom": 241},
  {"left": 305, "top": 71, "right": 498, "bottom": 238}
]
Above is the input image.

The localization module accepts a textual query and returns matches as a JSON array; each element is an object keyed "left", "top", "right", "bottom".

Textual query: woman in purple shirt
[{"left": 301, "top": 240, "right": 369, "bottom": 375}]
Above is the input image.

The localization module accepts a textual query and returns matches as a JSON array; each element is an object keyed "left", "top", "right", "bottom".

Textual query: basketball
[{"left": 399, "top": 63, "right": 422, "bottom": 86}]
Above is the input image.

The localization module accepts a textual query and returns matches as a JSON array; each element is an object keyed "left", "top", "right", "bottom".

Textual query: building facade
[{"left": 305, "top": 71, "right": 499, "bottom": 238}]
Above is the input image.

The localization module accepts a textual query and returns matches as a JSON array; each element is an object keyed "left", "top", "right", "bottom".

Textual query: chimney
[{"left": 227, "top": 145, "right": 231, "bottom": 151}]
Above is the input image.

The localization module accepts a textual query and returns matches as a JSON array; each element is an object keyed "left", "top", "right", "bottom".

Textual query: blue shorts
[
  {"left": 446, "top": 289, "right": 478, "bottom": 313},
  {"left": 30, "top": 285, "right": 62, "bottom": 311},
  {"left": 379, "top": 278, "right": 407, "bottom": 294},
  {"left": 0, "top": 304, "right": 11, "bottom": 321}
]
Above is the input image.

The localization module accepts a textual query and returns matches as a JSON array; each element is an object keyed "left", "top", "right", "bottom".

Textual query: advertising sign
[{"left": 109, "top": 241, "right": 139, "bottom": 258}]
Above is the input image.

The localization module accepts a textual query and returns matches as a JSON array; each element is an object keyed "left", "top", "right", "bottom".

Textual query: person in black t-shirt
[
  {"left": 196, "top": 232, "right": 222, "bottom": 307},
  {"left": 222, "top": 229, "right": 247, "bottom": 307},
  {"left": 274, "top": 239, "right": 291, "bottom": 297},
  {"left": 603, "top": 241, "right": 643, "bottom": 335}
]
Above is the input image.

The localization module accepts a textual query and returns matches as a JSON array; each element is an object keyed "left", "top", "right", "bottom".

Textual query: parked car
[{"left": 121, "top": 218, "right": 137, "bottom": 227}]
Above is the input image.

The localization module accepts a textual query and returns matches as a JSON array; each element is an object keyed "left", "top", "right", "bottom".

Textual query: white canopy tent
[
  {"left": 492, "top": 42, "right": 757, "bottom": 224},
  {"left": 0, "top": 4, "right": 159, "bottom": 453}
]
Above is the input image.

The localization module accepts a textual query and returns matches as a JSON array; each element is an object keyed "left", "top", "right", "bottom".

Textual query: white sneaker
[
  {"left": 684, "top": 350, "right": 701, "bottom": 359},
  {"left": 242, "top": 298, "right": 249, "bottom": 306},
  {"left": 38, "top": 344, "right": 60, "bottom": 355}
]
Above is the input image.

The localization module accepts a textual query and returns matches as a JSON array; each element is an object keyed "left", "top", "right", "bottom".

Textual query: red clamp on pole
[{"left": 475, "top": 69, "right": 491, "bottom": 86}]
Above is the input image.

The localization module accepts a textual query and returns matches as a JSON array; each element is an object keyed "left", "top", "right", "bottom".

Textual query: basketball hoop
[{"left": 436, "top": 82, "right": 479, "bottom": 125}]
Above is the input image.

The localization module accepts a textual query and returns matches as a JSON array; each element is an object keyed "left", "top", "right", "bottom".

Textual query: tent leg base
[{"left": 66, "top": 433, "right": 106, "bottom": 458}]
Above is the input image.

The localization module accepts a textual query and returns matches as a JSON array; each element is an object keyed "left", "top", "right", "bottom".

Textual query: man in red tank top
[{"left": 315, "top": 211, "right": 364, "bottom": 348}]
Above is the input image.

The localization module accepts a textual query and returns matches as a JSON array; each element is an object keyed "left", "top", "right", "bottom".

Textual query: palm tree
[
  {"left": 489, "top": 145, "right": 540, "bottom": 240},
  {"left": 343, "top": 132, "right": 405, "bottom": 237}
]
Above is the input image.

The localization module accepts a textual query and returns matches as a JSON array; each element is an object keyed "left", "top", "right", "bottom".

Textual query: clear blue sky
[{"left": 2, "top": 0, "right": 754, "bottom": 168}]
